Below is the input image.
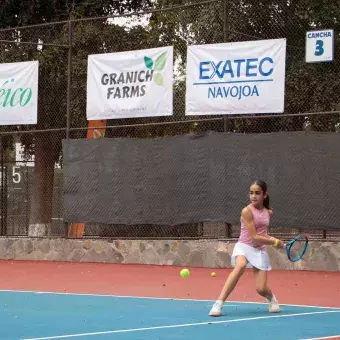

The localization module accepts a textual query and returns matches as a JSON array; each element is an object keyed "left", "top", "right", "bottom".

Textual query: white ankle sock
[{"left": 269, "top": 294, "right": 277, "bottom": 303}]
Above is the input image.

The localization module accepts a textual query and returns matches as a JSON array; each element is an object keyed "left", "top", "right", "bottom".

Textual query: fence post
[
  {"left": 223, "top": 0, "right": 229, "bottom": 134},
  {"left": 66, "top": 19, "right": 73, "bottom": 139},
  {"left": 0, "top": 136, "right": 7, "bottom": 236},
  {"left": 223, "top": 0, "right": 232, "bottom": 238},
  {"left": 0, "top": 137, "right": 3, "bottom": 235},
  {"left": 223, "top": 0, "right": 227, "bottom": 41}
]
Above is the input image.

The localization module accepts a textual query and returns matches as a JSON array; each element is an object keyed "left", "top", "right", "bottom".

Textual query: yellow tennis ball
[
  {"left": 211, "top": 272, "right": 216, "bottom": 277},
  {"left": 180, "top": 268, "right": 190, "bottom": 278}
]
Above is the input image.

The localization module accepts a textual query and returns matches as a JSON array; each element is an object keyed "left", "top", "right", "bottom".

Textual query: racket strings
[
  {"left": 287, "top": 236, "right": 308, "bottom": 261},
  {"left": 288, "top": 239, "right": 305, "bottom": 259}
]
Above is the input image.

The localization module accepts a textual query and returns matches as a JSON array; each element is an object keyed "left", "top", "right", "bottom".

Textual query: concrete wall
[{"left": 0, "top": 238, "right": 339, "bottom": 272}]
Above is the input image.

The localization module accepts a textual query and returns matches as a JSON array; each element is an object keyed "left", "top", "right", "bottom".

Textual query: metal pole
[
  {"left": 223, "top": 0, "right": 227, "bottom": 42},
  {"left": 0, "top": 137, "right": 3, "bottom": 235},
  {"left": 223, "top": 0, "right": 229, "bottom": 133},
  {"left": 0, "top": 40, "right": 69, "bottom": 48},
  {"left": 66, "top": 19, "right": 73, "bottom": 139},
  {"left": 223, "top": 0, "right": 232, "bottom": 238},
  {"left": 3, "top": 143, "right": 7, "bottom": 236},
  {"left": 0, "top": 137, "right": 5, "bottom": 236}
]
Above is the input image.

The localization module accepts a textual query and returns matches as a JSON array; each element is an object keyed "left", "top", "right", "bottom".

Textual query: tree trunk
[{"left": 28, "top": 134, "right": 57, "bottom": 236}]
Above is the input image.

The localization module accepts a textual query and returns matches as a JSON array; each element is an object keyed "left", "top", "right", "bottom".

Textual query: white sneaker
[
  {"left": 209, "top": 301, "right": 224, "bottom": 317},
  {"left": 267, "top": 295, "right": 281, "bottom": 313}
]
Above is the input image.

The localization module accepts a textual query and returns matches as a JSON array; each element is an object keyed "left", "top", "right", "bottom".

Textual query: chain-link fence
[{"left": 0, "top": 0, "right": 339, "bottom": 240}]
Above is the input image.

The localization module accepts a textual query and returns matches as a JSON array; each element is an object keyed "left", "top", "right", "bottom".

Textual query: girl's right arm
[{"left": 241, "top": 207, "right": 284, "bottom": 248}]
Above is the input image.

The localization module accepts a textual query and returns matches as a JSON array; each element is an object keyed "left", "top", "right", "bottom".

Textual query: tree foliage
[{"left": 0, "top": 0, "right": 152, "bottom": 27}]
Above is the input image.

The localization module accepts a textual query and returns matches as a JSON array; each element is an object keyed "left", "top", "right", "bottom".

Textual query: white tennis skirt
[{"left": 231, "top": 242, "right": 272, "bottom": 271}]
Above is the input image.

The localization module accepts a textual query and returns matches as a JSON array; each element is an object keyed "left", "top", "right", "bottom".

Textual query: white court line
[
  {"left": 23, "top": 310, "right": 340, "bottom": 340},
  {"left": 300, "top": 335, "right": 340, "bottom": 340},
  {"left": 0, "top": 289, "right": 339, "bottom": 310}
]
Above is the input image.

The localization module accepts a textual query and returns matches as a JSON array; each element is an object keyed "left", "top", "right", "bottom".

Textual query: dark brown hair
[{"left": 252, "top": 180, "right": 270, "bottom": 209}]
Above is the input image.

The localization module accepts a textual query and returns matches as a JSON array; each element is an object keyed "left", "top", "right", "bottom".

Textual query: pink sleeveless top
[{"left": 239, "top": 204, "right": 270, "bottom": 250}]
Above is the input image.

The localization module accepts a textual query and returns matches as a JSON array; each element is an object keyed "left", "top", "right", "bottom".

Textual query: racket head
[{"left": 285, "top": 234, "right": 309, "bottom": 262}]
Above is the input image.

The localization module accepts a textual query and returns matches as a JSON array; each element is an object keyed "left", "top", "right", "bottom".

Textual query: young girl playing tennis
[{"left": 209, "top": 180, "right": 284, "bottom": 317}]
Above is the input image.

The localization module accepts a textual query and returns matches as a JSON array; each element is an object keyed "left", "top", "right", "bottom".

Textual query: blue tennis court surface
[{"left": 1, "top": 290, "right": 340, "bottom": 340}]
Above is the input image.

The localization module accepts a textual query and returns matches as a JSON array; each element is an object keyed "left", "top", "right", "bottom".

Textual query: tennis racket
[{"left": 284, "top": 234, "right": 309, "bottom": 262}]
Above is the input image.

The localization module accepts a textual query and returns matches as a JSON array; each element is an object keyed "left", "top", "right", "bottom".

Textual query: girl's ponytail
[{"left": 263, "top": 194, "right": 270, "bottom": 209}]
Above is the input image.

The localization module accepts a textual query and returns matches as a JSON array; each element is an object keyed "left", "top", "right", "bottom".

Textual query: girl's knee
[
  {"left": 256, "top": 285, "right": 268, "bottom": 296},
  {"left": 234, "top": 262, "right": 247, "bottom": 275}
]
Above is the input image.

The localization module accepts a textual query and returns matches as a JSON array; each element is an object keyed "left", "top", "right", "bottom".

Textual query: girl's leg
[
  {"left": 253, "top": 267, "right": 280, "bottom": 313},
  {"left": 209, "top": 255, "right": 248, "bottom": 316}
]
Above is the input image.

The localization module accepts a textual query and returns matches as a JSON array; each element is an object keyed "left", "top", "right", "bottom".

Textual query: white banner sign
[
  {"left": 0, "top": 61, "right": 38, "bottom": 125},
  {"left": 185, "top": 39, "right": 286, "bottom": 115},
  {"left": 87, "top": 46, "right": 173, "bottom": 120}
]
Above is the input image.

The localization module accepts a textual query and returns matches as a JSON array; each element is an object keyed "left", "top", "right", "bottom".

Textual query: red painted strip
[{"left": 0, "top": 260, "right": 339, "bottom": 307}]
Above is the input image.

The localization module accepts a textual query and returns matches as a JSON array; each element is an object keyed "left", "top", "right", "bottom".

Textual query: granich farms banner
[{"left": 87, "top": 46, "right": 173, "bottom": 120}]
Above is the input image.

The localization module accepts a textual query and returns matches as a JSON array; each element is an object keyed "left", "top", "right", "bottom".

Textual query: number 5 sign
[{"left": 305, "top": 29, "right": 334, "bottom": 63}]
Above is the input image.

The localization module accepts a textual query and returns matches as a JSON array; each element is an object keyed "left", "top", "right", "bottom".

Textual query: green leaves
[
  {"left": 154, "top": 52, "right": 167, "bottom": 71},
  {"left": 153, "top": 73, "right": 163, "bottom": 86},
  {"left": 144, "top": 56, "right": 153, "bottom": 69},
  {"left": 144, "top": 51, "right": 168, "bottom": 86}
]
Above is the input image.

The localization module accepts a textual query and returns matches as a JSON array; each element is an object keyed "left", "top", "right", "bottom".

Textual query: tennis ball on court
[
  {"left": 211, "top": 272, "right": 216, "bottom": 277},
  {"left": 180, "top": 268, "right": 190, "bottom": 278}
]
